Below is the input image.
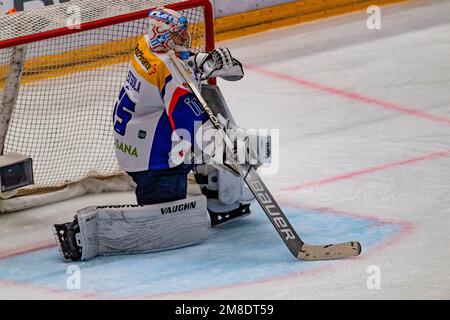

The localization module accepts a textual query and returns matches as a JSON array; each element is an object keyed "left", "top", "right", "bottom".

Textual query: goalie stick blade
[
  {"left": 244, "top": 167, "right": 362, "bottom": 261},
  {"left": 297, "top": 241, "right": 362, "bottom": 261}
]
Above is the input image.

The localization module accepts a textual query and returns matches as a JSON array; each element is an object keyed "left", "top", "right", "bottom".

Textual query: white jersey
[{"left": 112, "top": 35, "right": 207, "bottom": 172}]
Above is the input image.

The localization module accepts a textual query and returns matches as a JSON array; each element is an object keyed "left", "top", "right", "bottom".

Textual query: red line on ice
[
  {"left": 247, "top": 65, "right": 450, "bottom": 126},
  {"left": 275, "top": 149, "right": 450, "bottom": 194},
  {"left": 0, "top": 278, "right": 99, "bottom": 299},
  {"left": 0, "top": 241, "right": 102, "bottom": 299},
  {"left": 0, "top": 240, "right": 56, "bottom": 260}
]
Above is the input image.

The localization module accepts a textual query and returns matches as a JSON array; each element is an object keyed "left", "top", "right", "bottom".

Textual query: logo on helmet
[{"left": 147, "top": 9, "right": 190, "bottom": 53}]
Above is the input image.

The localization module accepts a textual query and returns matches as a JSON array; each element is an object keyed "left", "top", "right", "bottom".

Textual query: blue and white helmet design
[{"left": 147, "top": 8, "right": 190, "bottom": 53}]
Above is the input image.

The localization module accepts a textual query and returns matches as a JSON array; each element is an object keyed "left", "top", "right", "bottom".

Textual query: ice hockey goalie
[{"left": 53, "top": 7, "right": 271, "bottom": 261}]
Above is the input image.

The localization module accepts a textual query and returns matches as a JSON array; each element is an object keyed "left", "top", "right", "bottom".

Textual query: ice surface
[{"left": 0, "top": 0, "right": 449, "bottom": 299}]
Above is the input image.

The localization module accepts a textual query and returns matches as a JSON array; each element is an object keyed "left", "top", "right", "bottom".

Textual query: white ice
[{"left": 0, "top": 0, "right": 449, "bottom": 299}]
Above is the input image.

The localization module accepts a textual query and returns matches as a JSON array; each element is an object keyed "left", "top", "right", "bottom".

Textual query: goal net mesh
[{"left": 0, "top": 0, "right": 212, "bottom": 199}]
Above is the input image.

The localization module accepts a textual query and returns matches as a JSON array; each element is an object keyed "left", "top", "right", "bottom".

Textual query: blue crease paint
[{"left": 0, "top": 207, "right": 401, "bottom": 298}]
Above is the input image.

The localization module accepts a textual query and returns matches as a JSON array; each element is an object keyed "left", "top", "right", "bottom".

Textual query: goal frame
[{"left": 0, "top": 0, "right": 215, "bottom": 52}]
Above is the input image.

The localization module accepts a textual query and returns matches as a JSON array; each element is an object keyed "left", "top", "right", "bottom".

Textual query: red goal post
[
  {"left": 0, "top": 0, "right": 215, "bottom": 212},
  {"left": 0, "top": 0, "right": 215, "bottom": 51}
]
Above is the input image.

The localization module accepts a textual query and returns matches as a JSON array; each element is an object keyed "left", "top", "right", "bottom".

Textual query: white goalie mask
[{"left": 147, "top": 8, "right": 191, "bottom": 54}]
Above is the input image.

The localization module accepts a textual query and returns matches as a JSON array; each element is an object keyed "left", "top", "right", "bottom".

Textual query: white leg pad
[{"left": 76, "top": 195, "right": 208, "bottom": 260}]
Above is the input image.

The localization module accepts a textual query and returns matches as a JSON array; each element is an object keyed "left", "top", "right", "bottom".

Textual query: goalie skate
[
  {"left": 52, "top": 220, "right": 82, "bottom": 261},
  {"left": 209, "top": 203, "right": 251, "bottom": 227}
]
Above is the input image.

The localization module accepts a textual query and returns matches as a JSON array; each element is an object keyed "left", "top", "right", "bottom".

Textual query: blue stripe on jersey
[
  {"left": 148, "top": 92, "right": 208, "bottom": 170},
  {"left": 112, "top": 87, "right": 127, "bottom": 123},
  {"left": 119, "top": 87, "right": 126, "bottom": 99},
  {"left": 160, "top": 74, "right": 173, "bottom": 100},
  {"left": 170, "top": 92, "right": 208, "bottom": 132},
  {"left": 148, "top": 110, "right": 174, "bottom": 170}
]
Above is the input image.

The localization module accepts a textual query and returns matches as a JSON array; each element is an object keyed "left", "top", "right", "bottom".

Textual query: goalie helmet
[{"left": 147, "top": 8, "right": 191, "bottom": 54}]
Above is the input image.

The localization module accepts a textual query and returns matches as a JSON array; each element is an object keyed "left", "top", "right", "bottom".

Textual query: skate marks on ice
[{"left": 0, "top": 205, "right": 408, "bottom": 299}]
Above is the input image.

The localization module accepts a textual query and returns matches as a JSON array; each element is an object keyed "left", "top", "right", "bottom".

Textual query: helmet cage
[{"left": 148, "top": 9, "right": 191, "bottom": 53}]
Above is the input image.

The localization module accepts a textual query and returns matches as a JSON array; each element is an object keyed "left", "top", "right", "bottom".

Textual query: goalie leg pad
[{"left": 73, "top": 195, "right": 208, "bottom": 260}]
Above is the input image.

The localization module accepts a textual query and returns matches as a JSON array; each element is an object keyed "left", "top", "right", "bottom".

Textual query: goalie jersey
[{"left": 112, "top": 35, "right": 208, "bottom": 172}]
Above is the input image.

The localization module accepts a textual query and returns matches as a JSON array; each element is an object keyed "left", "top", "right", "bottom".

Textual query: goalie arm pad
[{"left": 188, "top": 47, "right": 244, "bottom": 81}]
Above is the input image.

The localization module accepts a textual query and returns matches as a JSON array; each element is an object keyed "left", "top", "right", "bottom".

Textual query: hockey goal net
[{"left": 0, "top": 0, "right": 214, "bottom": 212}]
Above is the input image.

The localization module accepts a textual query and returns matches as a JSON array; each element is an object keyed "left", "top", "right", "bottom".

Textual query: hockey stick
[{"left": 168, "top": 50, "right": 361, "bottom": 261}]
